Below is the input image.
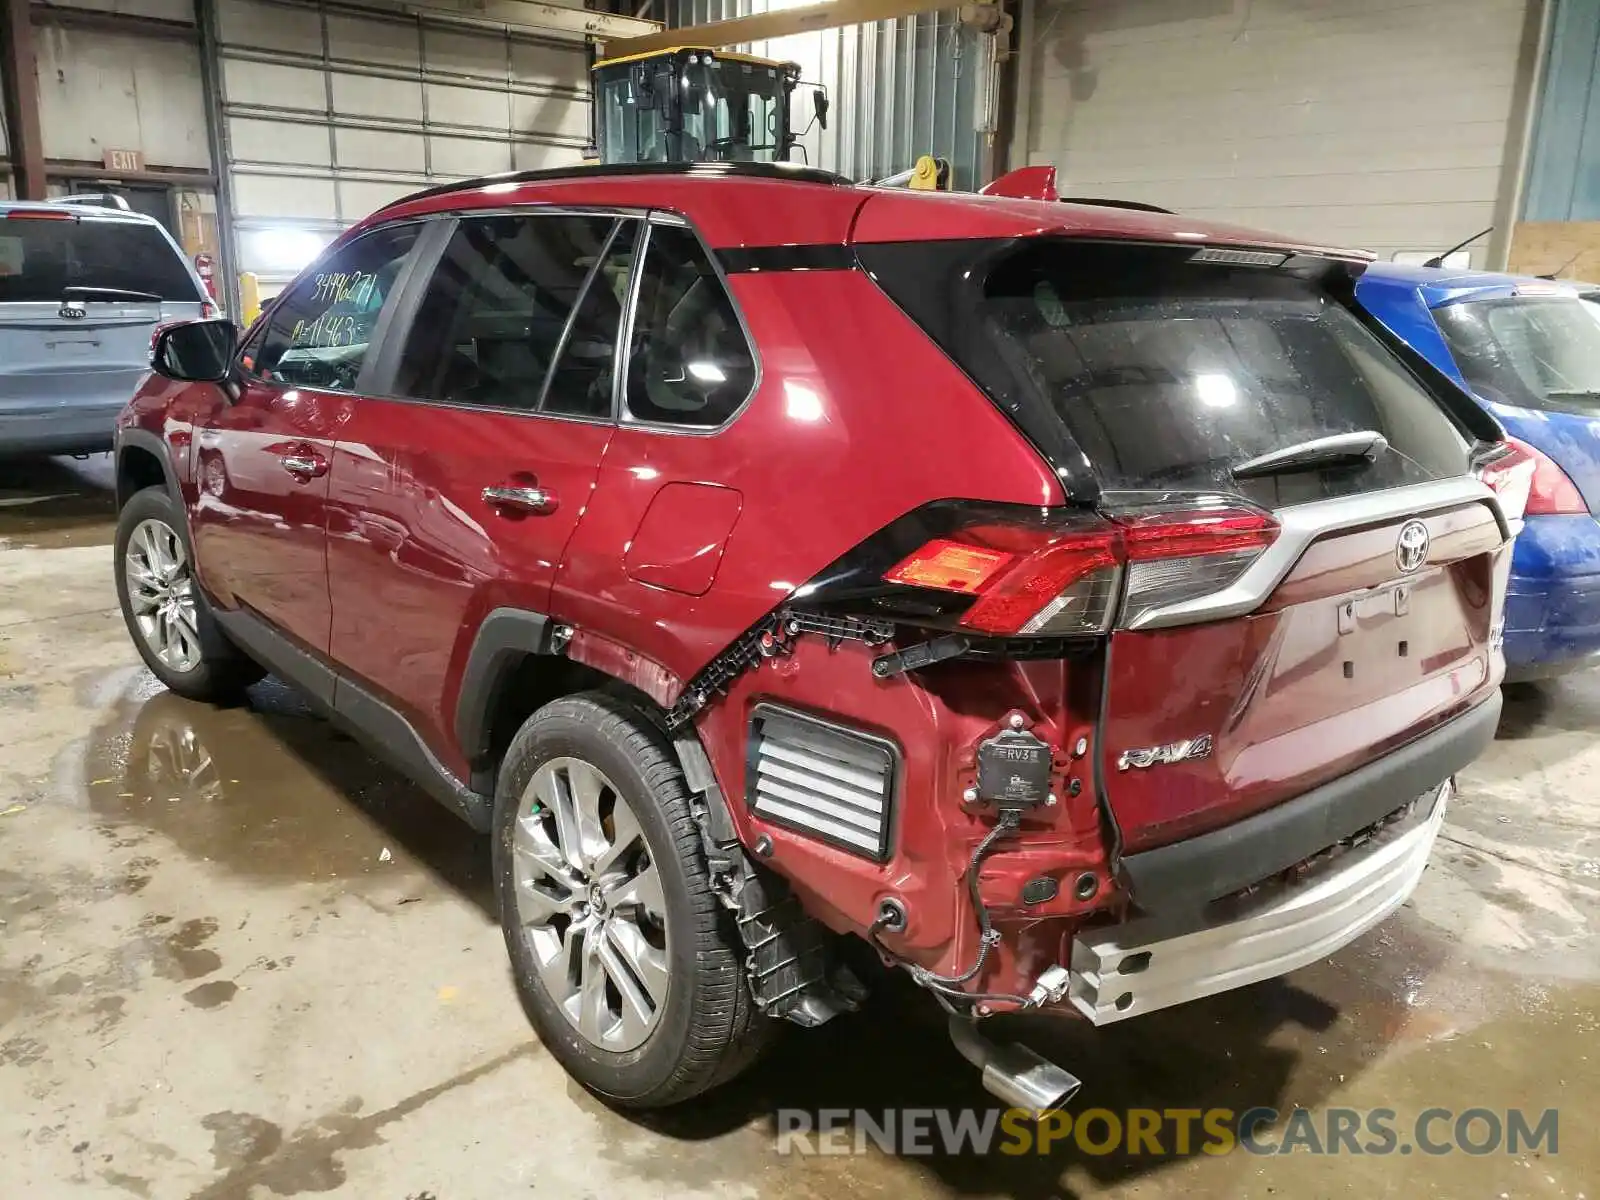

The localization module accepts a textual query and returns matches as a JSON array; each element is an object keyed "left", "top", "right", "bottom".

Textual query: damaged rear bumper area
[
  {"left": 1065, "top": 690, "right": 1501, "bottom": 1025},
  {"left": 1070, "top": 777, "right": 1450, "bottom": 1023}
]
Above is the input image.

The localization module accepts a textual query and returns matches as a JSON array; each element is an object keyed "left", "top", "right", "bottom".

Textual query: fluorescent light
[
  {"left": 1195, "top": 373, "right": 1237, "bottom": 409},
  {"left": 686, "top": 360, "right": 726, "bottom": 384},
  {"left": 243, "top": 228, "right": 331, "bottom": 274},
  {"left": 784, "top": 381, "right": 824, "bottom": 421}
]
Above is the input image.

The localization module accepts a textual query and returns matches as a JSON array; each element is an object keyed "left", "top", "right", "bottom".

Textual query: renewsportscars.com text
[{"left": 774, "top": 1106, "right": 1559, "bottom": 1158}]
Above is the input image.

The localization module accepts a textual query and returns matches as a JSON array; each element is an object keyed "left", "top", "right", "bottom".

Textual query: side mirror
[
  {"left": 152, "top": 318, "right": 238, "bottom": 383},
  {"left": 813, "top": 91, "right": 830, "bottom": 131}
]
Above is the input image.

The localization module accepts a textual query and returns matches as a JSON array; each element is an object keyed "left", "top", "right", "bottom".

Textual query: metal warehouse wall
[
  {"left": 1524, "top": 0, "right": 1600, "bottom": 221},
  {"left": 36, "top": 22, "right": 210, "bottom": 171},
  {"left": 1019, "top": 0, "right": 1540, "bottom": 267},
  {"left": 665, "top": 0, "right": 995, "bottom": 189},
  {"left": 215, "top": 0, "right": 592, "bottom": 290}
]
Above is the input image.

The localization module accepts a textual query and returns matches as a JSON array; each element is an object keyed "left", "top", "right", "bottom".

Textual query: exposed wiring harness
[{"left": 868, "top": 808, "right": 1034, "bottom": 1008}]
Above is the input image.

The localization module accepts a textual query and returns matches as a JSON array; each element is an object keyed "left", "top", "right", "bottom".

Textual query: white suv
[{"left": 0, "top": 198, "right": 210, "bottom": 457}]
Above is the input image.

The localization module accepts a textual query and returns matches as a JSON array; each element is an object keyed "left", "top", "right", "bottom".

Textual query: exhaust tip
[{"left": 948, "top": 1016, "right": 1082, "bottom": 1115}]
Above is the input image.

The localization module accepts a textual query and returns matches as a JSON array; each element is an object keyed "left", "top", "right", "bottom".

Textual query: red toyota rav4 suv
[{"left": 113, "top": 162, "right": 1524, "bottom": 1111}]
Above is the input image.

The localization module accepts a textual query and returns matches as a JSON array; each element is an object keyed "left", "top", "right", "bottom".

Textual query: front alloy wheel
[
  {"left": 510, "top": 756, "right": 670, "bottom": 1052},
  {"left": 124, "top": 517, "right": 202, "bottom": 674}
]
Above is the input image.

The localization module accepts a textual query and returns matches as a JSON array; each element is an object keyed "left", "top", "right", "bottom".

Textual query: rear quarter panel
[{"left": 552, "top": 268, "right": 1066, "bottom": 685}]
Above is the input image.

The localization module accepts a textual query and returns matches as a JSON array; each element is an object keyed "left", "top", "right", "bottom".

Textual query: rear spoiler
[
  {"left": 979, "top": 166, "right": 1174, "bottom": 214},
  {"left": 50, "top": 194, "right": 132, "bottom": 212}
]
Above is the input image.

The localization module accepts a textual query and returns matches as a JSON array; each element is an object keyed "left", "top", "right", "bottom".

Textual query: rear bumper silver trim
[{"left": 1067, "top": 781, "right": 1450, "bottom": 1024}]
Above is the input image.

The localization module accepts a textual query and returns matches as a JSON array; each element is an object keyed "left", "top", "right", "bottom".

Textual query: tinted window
[
  {"left": 1436, "top": 296, "right": 1600, "bottom": 416},
  {"left": 393, "top": 214, "right": 617, "bottom": 411},
  {"left": 624, "top": 224, "right": 754, "bottom": 427},
  {"left": 863, "top": 239, "right": 1471, "bottom": 503},
  {"left": 252, "top": 224, "right": 418, "bottom": 392},
  {"left": 543, "top": 222, "right": 639, "bottom": 418},
  {"left": 0, "top": 215, "right": 199, "bottom": 302}
]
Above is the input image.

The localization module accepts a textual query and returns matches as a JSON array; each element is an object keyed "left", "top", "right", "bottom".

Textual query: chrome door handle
[
  {"left": 280, "top": 450, "right": 327, "bottom": 479},
  {"left": 483, "top": 485, "right": 557, "bottom": 515}
]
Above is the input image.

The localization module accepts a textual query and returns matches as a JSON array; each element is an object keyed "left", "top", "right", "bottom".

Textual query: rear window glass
[
  {"left": 0, "top": 215, "right": 199, "bottom": 302},
  {"left": 862, "top": 239, "right": 1471, "bottom": 503},
  {"left": 1434, "top": 296, "right": 1600, "bottom": 416}
]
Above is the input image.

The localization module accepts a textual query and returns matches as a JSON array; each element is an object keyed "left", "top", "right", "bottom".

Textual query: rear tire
[
  {"left": 493, "top": 691, "right": 771, "bottom": 1107},
  {"left": 114, "top": 486, "right": 263, "bottom": 703}
]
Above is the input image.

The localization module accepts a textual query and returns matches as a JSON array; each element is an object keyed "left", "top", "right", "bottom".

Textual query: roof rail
[
  {"left": 379, "top": 160, "right": 852, "bottom": 213},
  {"left": 51, "top": 194, "right": 133, "bottom": 211}
]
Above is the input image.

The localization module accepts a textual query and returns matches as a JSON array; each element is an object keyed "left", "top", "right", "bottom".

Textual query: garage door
[
  {"left": 1021, "top": 0, "right": 1531, "bottom": 265},
  {"left": 217, "top": 0, "right": 590, "bottom": 291}
]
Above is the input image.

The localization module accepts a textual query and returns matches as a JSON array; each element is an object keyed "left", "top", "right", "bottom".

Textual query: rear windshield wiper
[
  {"left": 62, "top": 286, "right": 163, "bottom": 304},
  {"left": 1545, "top": 389, "right": 1600, "bottom": 400},
  {"left": 1231, "top": 430, "right": 1389, "bottom": 480}
]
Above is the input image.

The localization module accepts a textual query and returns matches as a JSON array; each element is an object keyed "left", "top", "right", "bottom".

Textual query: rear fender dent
[{"left": 564, "top": 627, "right": 683, "bottom": 711}]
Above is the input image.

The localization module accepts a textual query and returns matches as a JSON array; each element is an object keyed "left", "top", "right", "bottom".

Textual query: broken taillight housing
[{"left": 883, "top": 503, "right": 1279, "bottom": 635}]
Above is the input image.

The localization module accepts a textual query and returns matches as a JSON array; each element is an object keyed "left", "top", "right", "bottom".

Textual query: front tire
[
  {"left": 114, "top": 486, "right": 263, "bottom": 702},
  {"left": 493, "top": 692, "right": 770, "bottom": 1107}
]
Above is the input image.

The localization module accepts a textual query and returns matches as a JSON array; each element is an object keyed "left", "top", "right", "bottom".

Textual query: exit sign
[{"left": 101, "top": 148, "right": 144, "bottom": 173}]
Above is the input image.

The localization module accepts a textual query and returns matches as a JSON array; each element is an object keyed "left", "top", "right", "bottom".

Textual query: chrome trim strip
[{"left": 1127, "top": 477, "right": 1508, "bottom": 631}]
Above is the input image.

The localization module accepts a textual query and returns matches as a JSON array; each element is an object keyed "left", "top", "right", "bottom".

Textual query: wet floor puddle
[{"left": 79, "top": 675, "right": 490, "bottom": 911}]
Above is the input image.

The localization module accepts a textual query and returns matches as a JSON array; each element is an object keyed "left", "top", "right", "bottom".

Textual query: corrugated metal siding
[
  {"left": 216, "top": 0, "right": 591, "bottom": 285},
  {"left": 1524, "top": 0, "right": 1600, "bottom": 220},
  {"left": 664, "top": 0, "right": 994, "bottom": 190},
  {"left": 1022, "top": 0, "right": 1530, "bottom": 265},
  {"left": 36, "top": 25, "right": 210, "bottom": 169}
]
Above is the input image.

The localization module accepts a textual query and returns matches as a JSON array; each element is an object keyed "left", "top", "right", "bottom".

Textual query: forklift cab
[{"left": 590, "top": 47, "right": 826, "bottom": 165}]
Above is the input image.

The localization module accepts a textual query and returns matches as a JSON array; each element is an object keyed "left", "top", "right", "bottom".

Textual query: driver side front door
[{"left": 189, "top": 223, "right": 422, "bottom": 674}]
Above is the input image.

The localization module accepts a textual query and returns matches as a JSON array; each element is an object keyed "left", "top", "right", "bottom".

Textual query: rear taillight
[
  {"left": 1118, "top": 508, "right": 1278, "bottom": 627},
  {"left": 962, "top": 533, "right": 1121, "bottom": 635},
  {"left": 200, "top": 300, "right": 220, "bottom": 318},
  {"left": 1475, "top": 439, "right": 1537, "bottom": 521},
  {"left": 883, "top": 504, "right": 1278, "bottom": 635},
  {"left": 1514, "top": 438, "right": 1588, "bottom": 516}
]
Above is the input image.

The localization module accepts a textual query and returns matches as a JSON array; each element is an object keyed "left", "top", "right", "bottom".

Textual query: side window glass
[
  {"left": 392, "top": 214, "right": 616, "bottom": 410},
  {"left": 542, "top": 221, "right": 639, "bottom": 419},
  {"left": 252, "top": 225, "right": 418, "bottom": 393},
  {"left": 624, "top": 224, "right": 755, "bottom": 428}
]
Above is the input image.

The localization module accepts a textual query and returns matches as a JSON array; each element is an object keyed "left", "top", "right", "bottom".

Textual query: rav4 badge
[{"left": 1117, "top": 734, "right": 1214, "bottom": 771}]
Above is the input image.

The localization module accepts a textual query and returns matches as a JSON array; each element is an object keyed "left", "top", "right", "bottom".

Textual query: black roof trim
[
  {"left": 719, "top": 243, "right": 855, "bottom": 273},
  {"left": 380, "top": 161, "right": 853, "bottom": 212},
  {"left": 1057, "top": 196, "right": 1177, "bottom": 215}
]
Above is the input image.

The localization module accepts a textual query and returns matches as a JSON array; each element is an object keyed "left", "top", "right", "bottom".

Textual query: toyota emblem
[{"left": 1396, "top": 519, "right": 1429, "bottom": 574}]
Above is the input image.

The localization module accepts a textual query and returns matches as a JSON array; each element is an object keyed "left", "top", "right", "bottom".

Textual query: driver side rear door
[{"left": 189, "top": 223, "right": 423, "bottom": 675}]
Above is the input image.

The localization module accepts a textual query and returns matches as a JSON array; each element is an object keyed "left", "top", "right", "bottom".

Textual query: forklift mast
[{"left": 590, "top": 47, "right": 823, "bottom": 166}]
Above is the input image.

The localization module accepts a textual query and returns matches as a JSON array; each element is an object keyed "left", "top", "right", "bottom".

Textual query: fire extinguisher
[{"left": 193, "top": 252, "right": 220, "bottom": 316}]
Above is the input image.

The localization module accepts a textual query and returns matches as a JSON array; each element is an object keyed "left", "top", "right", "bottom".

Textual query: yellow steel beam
[{"left": 600, "top": 0, "right": 961, "bottom": 56}]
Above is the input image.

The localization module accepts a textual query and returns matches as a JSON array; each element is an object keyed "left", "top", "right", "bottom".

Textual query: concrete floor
[{"left": 1, "top": 455, "right": 1596, "bottom": 1199}]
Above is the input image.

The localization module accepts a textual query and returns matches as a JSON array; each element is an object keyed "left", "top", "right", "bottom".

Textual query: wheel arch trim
[
  {"left": 115, "top": 427, "right": 185, "bottom": 513},
  {"left": 454, "top": 608, "right": 555, "bottom": 767}
]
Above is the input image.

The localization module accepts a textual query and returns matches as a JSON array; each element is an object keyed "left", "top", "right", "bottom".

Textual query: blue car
[{"left": 1359, "top": 263, "right": 1600, "bottom": 680}]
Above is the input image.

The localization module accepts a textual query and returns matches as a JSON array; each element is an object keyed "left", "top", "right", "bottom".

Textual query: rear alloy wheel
[
  {"left": 114, "top": 486, "right": 263, "bottom": 702},
  {"left": 494, "top": 692, "right": 771, "bottom": 1107},
  {"left": 512, "top": 756, "right": 670, "bottom": 1051}
]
